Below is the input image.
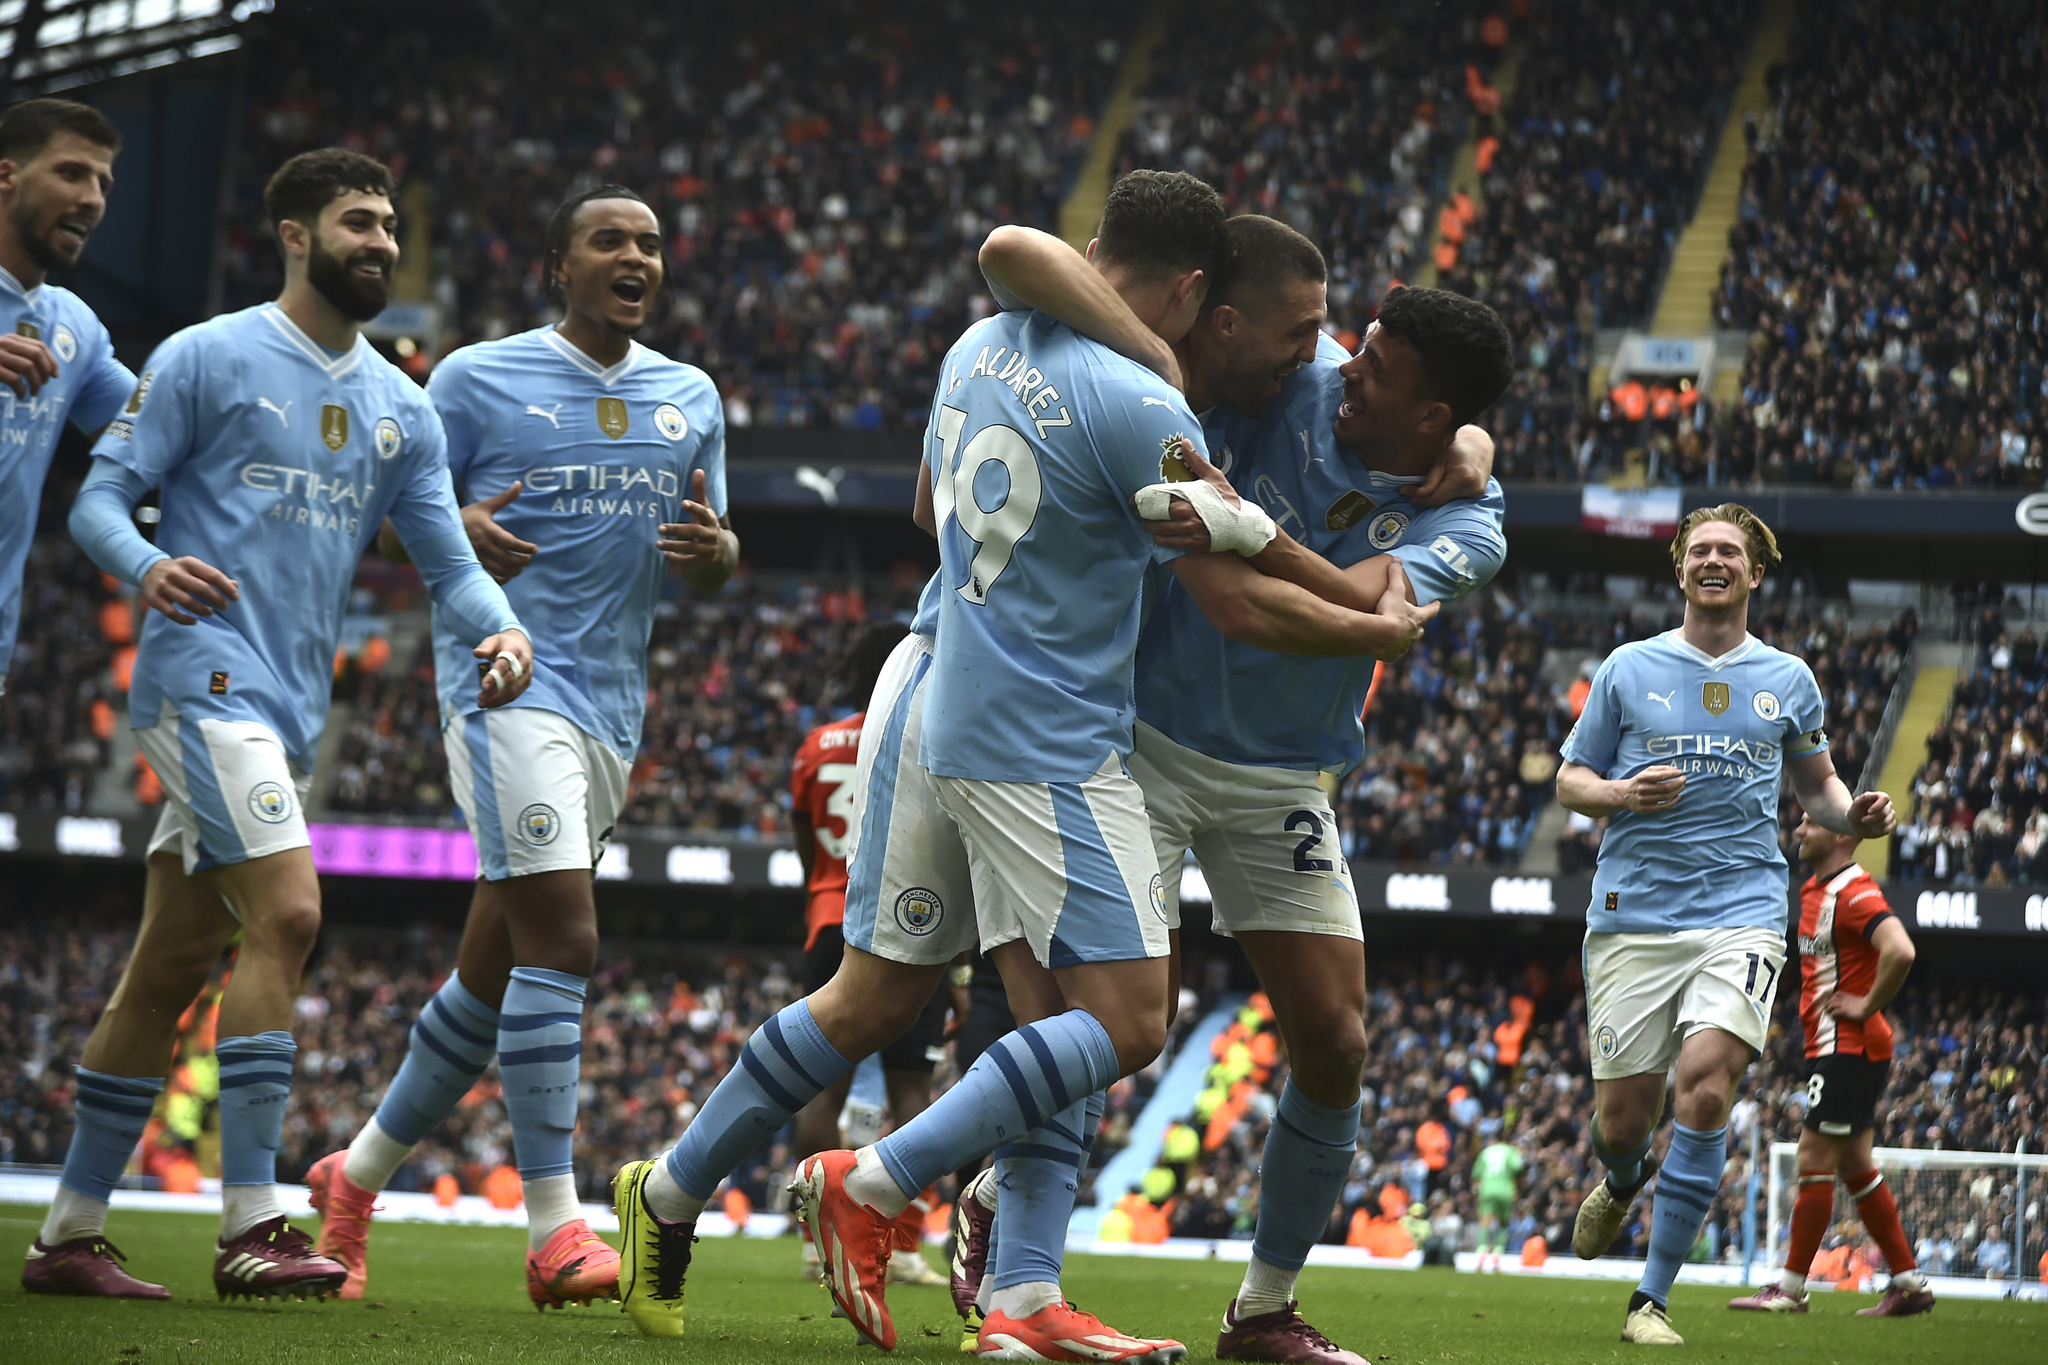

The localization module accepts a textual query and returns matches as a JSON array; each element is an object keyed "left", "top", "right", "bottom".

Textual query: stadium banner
[
  {"left": 1580, "top": 484, "right": 1682, "bottom": 539},
  {"left": 6, "top": 808, "right": 2044, "bottom": 935}
]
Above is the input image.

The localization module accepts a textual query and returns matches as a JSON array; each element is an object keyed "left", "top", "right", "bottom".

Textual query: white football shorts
[
  {"left": 1583, "top": 925, "right": 1787, "bottom": 1080},
  {"left": 932, "top": 752, "right": 1171, "bottom": 969},
  {"left": 1129, "top": 722, "right": 1360, "bottom": 940},
  {"left": 840, "top": 632, "right": 977, "bottom": 965},
  {"left": 136, "top": 702, "right": 313, "bottom": 877},
  {"left": 443, "top": 706, "right": 628, "bottom": 881}
]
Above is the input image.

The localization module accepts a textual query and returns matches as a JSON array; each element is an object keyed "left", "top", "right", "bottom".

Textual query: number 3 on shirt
[{"left": 932, "top": 405, "right": 1042, "bottom": 605}]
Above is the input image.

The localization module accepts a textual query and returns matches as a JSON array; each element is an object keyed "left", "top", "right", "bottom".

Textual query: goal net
[{"left": 1766, "top": 1142, "right": 2047, "bottom": 1296}]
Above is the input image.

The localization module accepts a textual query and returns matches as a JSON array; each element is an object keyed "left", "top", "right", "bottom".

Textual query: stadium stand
[
  {"left": 1894, "top": 627, "right": 2048, "bottom": 884},
  {"left": 11, "top": 915, "right": 2034, "bottom": 1269},
  {"left": 1148, "top": 954, "right": 2044, "bottom": 1270},
  {"left": 1440, "top": 2, "right": 1756, "bottom": 483},
  {"left": 221, "top": 0, "right": 1124, "bottom": 433},
  {"left": 0, "top": 540, "right": 128, "bottom": 811},
  {"left": 1713, "top": 0, "right": 2047, "bottom": 489},
  {"left": 1114, "top": 0, "right": 1484, "bottom": 329}
]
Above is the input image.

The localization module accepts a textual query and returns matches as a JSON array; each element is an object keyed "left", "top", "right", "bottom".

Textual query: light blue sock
[
  {"left": 875, "top": 1010, "right": 1119, "bottom": 1202},
  {"left": 1075, "top": 1090, "right": 1106, "bottom": 1172},
  {"left": 1594, "top": 1121, "right": 1653, "bottom": 1191},
  {"left": 848, "top": 1053, "right": 887, "bottom": 1109},
  {"left": 988, "top": 1095, "right": 1093, "bottom": 1290},
  {"left": 59, "top": 1069, "right": 164, "bottom": 1200},
  {"left": 374, "top": 971, "right": 499, "bottom": 1144},
  {"left": 1251, "top": 1081, "right": 1362, "bottom": 1272},
  {"left": 216, "top": 1031, "right": 296, "bottom": 1186},
  {"left": 667, "top": 998, "right": 852, "bottom": 1200},
  {"left": 1637, "top": 1122, "right": 1727, "bottom": 1307},
  {"left": 498, "top": 967, "right": 586, "bottom": 1180}
]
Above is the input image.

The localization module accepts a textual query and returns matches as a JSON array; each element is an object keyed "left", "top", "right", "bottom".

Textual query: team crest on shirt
[
  {"left": 1701, "top": 681, "right": 1731, "bottom": 715},
  {"left": 14, "top": 320, "right": 38, "bottom": 341},
  {"left": 1752, "top": 690, "right": 1781, "bottom": 721},
  {"left": 654, "top": 402, "right": 688, "bottom": 441},
  {"left": 1366, "top": 509, "right": 1410, "bottom": 548},
  {"left": 1595, "top": 1024, "right": 1619, "bottom": 1061},
  {"left": 52, "top": 324, "right": 76, "bottom": 363},
  {"left": 320, "top": 403, "right": 350, "bottom": 452},
  {"left": 519, "top": 803, "right": 561, "bottom": 846},
  {"left": 247, "top": 781, "right": 293, "bottom": 824},
  {"left": 374, "top": 416, "right": 403, "bottom": 459},
  {"left": 596, "top": 396, "right": 630, "bottom": 439},
  {"left": 894, "top": 887, "right": 944, "bottom": 936},
  {"left": 1327, "top": 489, "right": 1376, "bottom": 532}
]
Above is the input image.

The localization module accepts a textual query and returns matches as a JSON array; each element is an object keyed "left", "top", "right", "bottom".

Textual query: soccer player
[
  {"left": 973, "top": 221, "right": 1510, "bottom": 1365},
  {"left": 1728, "top": 811, "right": 1931, "bottom": 1316},
  {"left": 612, "top": 170, "right": 1433, "bottom": 1354},
  {"left": 1556, "top": 505, "right": 1895, "bottom": 1345},
  {"left": 57, "top": 148, "right": 532, "bottom": 1301},
  {"left": 303, "top": 184, "right": 734, "bottom": 1306},
  {"left": 1474, "top": 1133, "right": 1525, "bottom": 1274},
  {"left": 787, "top": 618, "right": 951, "bottom": 1289}
]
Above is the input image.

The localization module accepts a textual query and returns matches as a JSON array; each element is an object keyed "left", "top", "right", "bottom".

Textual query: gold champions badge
[{"left": 321, "top": 403, "right": 350, "bottom": 452}]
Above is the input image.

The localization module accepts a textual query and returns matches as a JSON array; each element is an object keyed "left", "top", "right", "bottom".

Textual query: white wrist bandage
[{"left": 1134, "top": 479, "right": 1277, "bottom": 556}]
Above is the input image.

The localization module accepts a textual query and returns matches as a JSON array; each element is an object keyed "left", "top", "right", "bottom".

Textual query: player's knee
[
  {"left": 1105, "top": 1014, "right": 1168, "bottom": 1077},
  {"left": 1291, "top": 1010, "right": 1368, "bottom": 1093},
  {"left": 252, "top": 893, "right": 323, "bottom": 961}
]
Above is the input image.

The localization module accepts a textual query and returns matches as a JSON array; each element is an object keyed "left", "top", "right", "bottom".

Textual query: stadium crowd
[
  {"left": 1149, "top": 955, "right": 2045, "bottom": 1279},
  {"left": 1441, "top": 2, "right": 1753, "bottom": 484},
  {"left": 0, "top": 540, "right": 127, "bottom": 812},
  {"left": 1895, "top": 624, "right": 2048, "bottom": 884},
  {"left": 1714, "top": 0, "right": 2048, "bottom": 490},
  {"left": 6, "top": 917, "right": 2038, "bottom": 1280},
  {"left": 1115, "top": 0, "right": 1483, "bottom": 327},
  {"left": 223, "top": 0, "right": 1121, "bottom": 433}
]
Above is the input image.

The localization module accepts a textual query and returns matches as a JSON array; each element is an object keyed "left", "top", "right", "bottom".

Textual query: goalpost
[{"left": 1764, "top": 1142, "right": 2048, "bottom": 1298}]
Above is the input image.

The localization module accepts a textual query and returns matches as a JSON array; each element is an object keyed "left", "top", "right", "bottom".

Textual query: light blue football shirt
[
  {"left": 0, "top": 265, "right": 134, "bottom": 678},
  {"left": 94, "top": 303, "right": 516, "bottom": 771},
  {"left": 1559, "top": 629, "right": 1829, "bottom": 934},
  {"left": 1135, "top": 340, "right": 1507, "bottom": 773},
  {"left": 918, "top": 310, "right": 1196, "bottom": 783},
  {"left": 426, "top": 328, "right": 726, "bottom": 757}
]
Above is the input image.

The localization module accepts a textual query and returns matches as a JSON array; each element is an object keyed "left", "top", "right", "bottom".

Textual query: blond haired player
[{"left": 1557, "top": 505, "right": 1895, "bottom": 1344}]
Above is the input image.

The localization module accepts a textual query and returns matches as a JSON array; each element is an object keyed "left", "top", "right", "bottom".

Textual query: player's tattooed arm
[
  {"left": 1168, "top": 550, "right": 1437, "bottom": 659},
  {"left": 1143, "top": 443, "right": 1411, "bottom": 617},
  {"left": 1787, "top": 750, "right": 1896, "bottom": 839},
  {"left": 1557, "top": 761, "right": 1687, "bottom": 818},
  {"left": 658, "top": 467, "right": 739, "bottom": 592},
  {"left": 977, "top": 225, "right": 1183, "bottom": 389}
]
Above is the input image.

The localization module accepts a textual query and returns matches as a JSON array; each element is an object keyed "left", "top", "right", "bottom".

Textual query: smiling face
[
  {"left": 1202, "top": 276, "right": 1326, "bottom": 415},
  {"left": 0, "top": 129, "right": 116, "bottom": 272},
  {"left": 298, "top": 189, "right": 397, "bottom": 321},
  {"left": 1794, "top": 811, "right": 1854, "bottom": 869},
  {"left": 556, "top": 196, "right": 664, "bottom": 336},
  {"left": 1675, "top": 517, "right": 1764, "bottom": 614},
  {"left": 1334, "top": 322, "right": 1448, "bottom": 457}
]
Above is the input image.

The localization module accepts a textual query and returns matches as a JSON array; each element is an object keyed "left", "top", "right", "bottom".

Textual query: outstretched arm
[{"left": 978, "top": 225, "right": 1181, "bottom": 388}]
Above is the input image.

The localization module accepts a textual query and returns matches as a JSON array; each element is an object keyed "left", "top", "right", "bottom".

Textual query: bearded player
[
  {"left": 1728, "top": 811, "right": 1930, "bottom": 1317},
  {"left": 305, "top": 184, "right": 734, "bottom": 1308},
  {"left": 1557, "top": 505, "right": 1894, "bottom": 1345},
  {"left": 969, "top": 222, "right": 1507, "bottom": 1364},
  {"left": 57, "top": 147, "right": 531, "bottom": 1301}
]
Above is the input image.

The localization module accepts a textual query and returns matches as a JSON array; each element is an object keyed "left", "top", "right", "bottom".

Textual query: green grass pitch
[{"left": 3, "top": 1204, "right": 2040, "bottom": 1363}]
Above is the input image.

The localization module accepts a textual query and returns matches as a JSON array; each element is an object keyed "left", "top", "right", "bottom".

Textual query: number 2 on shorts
[{"left": 1286, "top": 809, "right": 1335, "bottom": 873}]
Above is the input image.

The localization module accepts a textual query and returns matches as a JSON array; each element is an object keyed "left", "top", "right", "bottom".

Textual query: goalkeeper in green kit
[{"left": 1474, "top": 1134, "right": 1524, "bottom": 1273}]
